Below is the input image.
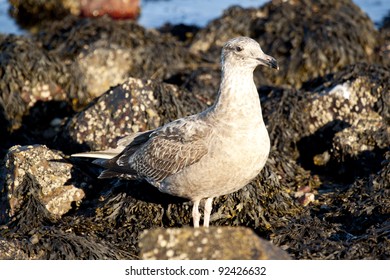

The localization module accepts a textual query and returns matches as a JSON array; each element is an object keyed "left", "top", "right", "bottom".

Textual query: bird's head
[{"left": 222, "top": 37, "right": 279, "bottom": 71}]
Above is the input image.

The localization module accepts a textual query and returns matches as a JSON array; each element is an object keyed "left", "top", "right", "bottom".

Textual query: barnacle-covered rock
[
  {"left": 139, "top": 227, "right": 291, "bottom": 260},
  {"left": 0, "top": 238, "right": 41, "bottom": 260},
  {"left": 0, "top": 35, "right": 86, "bottom": 134},
  {"left": 57, "top": 77, "right": 205, "bottom": 153},
  {"left": 0, "top": 145, "right": 86, "bottom": 224},
  {"left": 36, "top": 16, "right": 198, "bottom": 100},
  {"left": 262, "top": 63, "right": 389, "bottom": 179},
  {"left": 190, "top": 0, "right": 382, "bottom": 87}
]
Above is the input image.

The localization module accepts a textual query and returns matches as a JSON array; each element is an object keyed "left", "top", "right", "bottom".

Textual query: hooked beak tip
[
  {"left": 268, "top": 58, "right": 279, "bottom": 70},
  {"left": 257, "top": 56, "right": 278, "bottom": 70}
]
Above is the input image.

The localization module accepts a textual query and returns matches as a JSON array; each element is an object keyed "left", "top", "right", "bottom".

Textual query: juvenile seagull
[{"left": 72, "top": 37, "right": 278, "bottom": 227}]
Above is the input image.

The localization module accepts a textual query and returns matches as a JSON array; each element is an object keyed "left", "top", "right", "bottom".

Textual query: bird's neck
[{"left": 211, "top": 65, "right": 263, "bottom": 125}]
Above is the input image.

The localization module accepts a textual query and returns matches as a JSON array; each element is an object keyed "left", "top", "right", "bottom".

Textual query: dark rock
[
  {"left": 0, "top": 238, "right": 40, "bottom": 260},
  {"left": 190, "top": 0, "right": 382, "bottom": 87},
  {"left": 273, "top": 151, "right": 390, "bottom": 259},
  {"left": 36, "top": 16, "right": 199, "bottom": 100},
  {"left": 0, "top": 222, "right": 135, "bottom": 259},
  {"left": 379, "top": 11, "right": 390, "bottom": 66},
  {"left": 139, "top": 227, "right": 291, "bottom": 260},
  {"left": 9, "top": 0, "right": 80, "bottom": 30},
  {"left": 0, "top": 145, "right": 86, "bottom": 224},
  {"left": 9, "top": 0, "right": 140, "bottom": 30},
  {"left": 0, "top": 34, "right": 86, "bottom": 134},
  {"left": 262, "top": 63, "right": 389, "bottom": 181},
  {"left": 164, "top": 65, "right": 221, "bottom": 107},
  {"left": 159, "top": 23, "right": 201, "bottom": 44}
]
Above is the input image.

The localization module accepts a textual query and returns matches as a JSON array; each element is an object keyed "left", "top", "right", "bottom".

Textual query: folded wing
[{"left": 94, "top": 117, "right": 210, "bottom": 184}]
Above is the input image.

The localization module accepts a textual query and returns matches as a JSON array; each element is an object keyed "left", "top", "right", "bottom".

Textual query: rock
[
  {"left": 164, "top": 65, "right": 223, "bottom": 108},
  {"left": 9, "top": 0, "right": 81, "bottom": 30},
  {"left": 190, "top": 0, "right": 382, "bottom": 87},
  {"left": 36, "top": 16, "right": 198, "bottom": 100},
  {"left": 0, "top": 34, "right": 86, "bottom": 134},
  {"left": 0, "top": 224, "right": 134, "bottom": 259},
  {"left": 9, "top": 0, "right": 140, "bottom": 31},
  {"left": 0, "top": 145, "right": 86, "bottom": 224},
  {"left": 379, "top": 11, "right": 390, "bottom": 66},
  {"left": 57, "top": 77, "right": 205, "bottom": 153},
  {"left": 0, "top": 238, "right": 40, "bottom": 260},
  {"left": 159, "top": 23, "right": 200, "bottom": 43},
  {"left": 139, "top": 227, "right": 291, "bottom": 260},
  {"left": 273, "top": 151, "right": 390, "bottom": 259},
  {"left": 261, "top": 63, "right": 389, "bottom": 180}
]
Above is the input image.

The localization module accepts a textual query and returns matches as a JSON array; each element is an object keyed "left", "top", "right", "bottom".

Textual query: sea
[{"left": 0, "top": 0, "right": 389, "bottom": 34}]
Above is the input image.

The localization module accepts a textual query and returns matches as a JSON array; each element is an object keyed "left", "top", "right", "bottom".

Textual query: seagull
[{"left": 72, "top": 37, "right": 278, "bottom": 227}]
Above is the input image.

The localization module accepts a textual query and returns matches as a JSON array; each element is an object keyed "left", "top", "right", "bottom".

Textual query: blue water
[
  {"left": 0, "top": 0, "right": 389, "bottom": 34},
  {"left": 138, "top": 0, "right": 390, "bottom": 28}
]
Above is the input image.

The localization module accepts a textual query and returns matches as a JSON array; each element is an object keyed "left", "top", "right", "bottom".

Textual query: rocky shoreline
[{"left": 0, "top": 0, "right": 389, "bottom": 259}]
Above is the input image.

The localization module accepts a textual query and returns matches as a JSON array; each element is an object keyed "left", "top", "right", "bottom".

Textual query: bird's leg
[
  {"left": 192, "top": 200, "right": 201, "bottom": 228},
  {"left": 203, "top": 197, "right": 214, "bottom": 227}
]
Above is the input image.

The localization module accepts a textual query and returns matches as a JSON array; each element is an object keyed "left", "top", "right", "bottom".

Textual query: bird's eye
[{"left": 235, "top": 46, "right": 243, "bottom": 52}]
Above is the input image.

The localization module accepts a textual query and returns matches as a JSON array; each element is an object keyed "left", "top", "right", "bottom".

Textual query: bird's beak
[{"left": 257, "top": 54, "right": 279, "bottom": 70}]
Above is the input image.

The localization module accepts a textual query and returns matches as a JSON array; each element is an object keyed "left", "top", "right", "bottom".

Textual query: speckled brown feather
[{"left": 95, "top": 116, "right": 210, "bottom": 184}]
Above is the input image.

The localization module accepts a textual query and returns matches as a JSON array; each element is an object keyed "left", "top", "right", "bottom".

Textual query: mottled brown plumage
[{"left": 95, "top": 117, "right": 210, "bottom": 185}]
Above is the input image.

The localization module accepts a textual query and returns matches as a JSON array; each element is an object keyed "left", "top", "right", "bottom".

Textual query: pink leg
[
  {"left": 203, "top": 197, "right": 213, "bottom": 227},
  {"left": 192, "top": 200, "right": 201, "bottom": 228}
]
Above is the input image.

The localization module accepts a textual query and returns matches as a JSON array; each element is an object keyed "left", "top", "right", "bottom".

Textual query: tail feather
[
  {"left": 71, "top": 149, "right": 122, "bottom": 160},
  {"left": 92, "top": 158, "right": 138, "bottom": 179},
  {"left": 92, "top": 158, "right": 108, "bottom": 166}
]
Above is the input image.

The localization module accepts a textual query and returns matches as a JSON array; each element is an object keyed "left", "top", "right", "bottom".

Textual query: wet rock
[
  {"left": 57, "top": 77, "right": 205, "bottom": 153},
  {"left": 0, "top": 34, "right": 86, "bottom": 134},
  {"left": 0, "top": 145, "right": 86, "bottom": 224},
  {"left": 262, "top": 63, "right": 389, "bottom": 180},
  {"left": 0, "top": 222, "right": 134, "bottom": 259},
  {"left": 139, "top": 227, "right": 291, "bottom": 260},
  {"left": 9, "top": 0, "right": 80, "bottom": 30},
  {"left": 36, "top": 16, "right": 198, "bottom": 100},
  {"left": 9, "top": 0, "right": 140, "bottom": 31},
  {"left": 159, "top": 23, "right": 201, "bottom": 43},
  {"left": 379, "top": 11, "right": 390, "bottom": 66},
  {"left": 190, "top": 0, "right": 382, "bottom": 87},
  {"left": 164, "top": 65, "right": 221, "bottom": 107},
  {"left": 0, "top": 238, "right": 40, "bottom": 260},
  {"left": 273, "top": 151, "right": 390, "bottom": 259}
]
